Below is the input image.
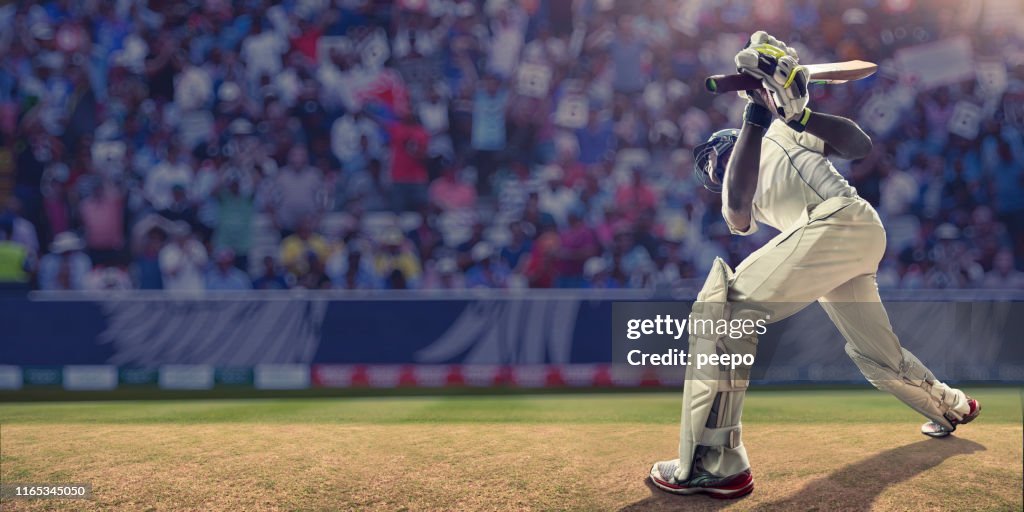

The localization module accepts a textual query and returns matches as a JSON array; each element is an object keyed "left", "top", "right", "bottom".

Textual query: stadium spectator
[
  {"left": 158, "top": 223, "right": 208, "bottom": 291},
  {"left": 279, "top": 218, "right": 329, "bottom": 280},
  {"left": 145, "top": 145, "right": 193, "bottom": 212},
  {"left": 583, "top": 256, "right": 624, "bottom": 289},
  {"left": 418, "top": 88, "right": 454, "bottom": 175},
  {"left": 614, "top": 169, "right": 658, "bottom": 222},
  {"left": 212, "top": 173, "right": 255, "bottom": 270},
  {"left": 429, "top": 165, "right": 477, "bottom": 211},
  {"left": 471, "top": 74, "right": 509, "bottom": 194},
  {"left": 374, "top": 228, "right": 422, "bottom": 289},
  {"left": 132, "top": 225, "right": 168, "bottom": 290},
  {"left": 206, "top": 248, "right": 252, "bottom": 291},
  {"left": 610, "top": 16, "right": 650, "bottom": 95},
  {"left": 82, "top": 266, "right": 133, "bottom": 290},
  {"left": 576, "top": 110, "right": 616, "bottom": 166},
  {"left": 79, "top": 180, "right": 126, "bottom": 265},
  {"left": 537, "top": 166, "right": 578, "bottom": 228},
  {"left": 524, "top": 228, "right": 560, "bottom": 288},
  {"left": 556, "top": 211, "right": 600, "bottom": 288},
  {"left": 2, "top": 0, "right": 1021, "bottom": 293},
  {"left": 270, "top": 146, "right": 324, "bottom": 236},
  {"left": 331, "top": 112, "right": 383, "bottom": 170},
  {"left": 240, "top": 18, "right": 286, "bottom": 83},
  {"left": 487, "top": 6, "right": 527, "bottom": 78},
  {"left": 0, "top": 219, "right": 33, "bottom": 290},
  {"left": 252, "top": 255, "right": 289, "bottom": 290},
  {"left": 1, "top": 199, "right": 39, "bottom": 257},
  {"left": 501, "top": 221, "right": 534, "bottom": 272},
  {"left": 423, "top": 256, "right": 464, "bottom": 289},
  {"left": 983, "top": 249, "right": 1024, "bottom": 289},
  {"left": 465, "top": 242, "right": 511, "bottom": 288},
  {"left": 328, "top": 243, "right": 378, "bottom": 290},
  {"left": 386, "top": 112, "right": 431, "bottom": 212},
  {"left": 37, "top": 232, "right": 91, "bottom": 291}
]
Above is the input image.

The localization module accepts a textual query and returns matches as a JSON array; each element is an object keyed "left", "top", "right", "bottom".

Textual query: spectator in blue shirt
[
  {"left": 471, "top": 74, "right": 508, "bottom": 195},
  {"left": 576, "top": 110, "right": 615, "bottom": 166},
  {"left": 205, "top": 248, "right": 252, "bottom": 291}
]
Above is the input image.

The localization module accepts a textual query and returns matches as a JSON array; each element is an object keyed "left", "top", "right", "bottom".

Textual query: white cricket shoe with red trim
[
  {"left": 649, "top": 459, "right": 754, "bottom": 499},
  {"left": 921, "top": 397, "right": 981, "bottom": 438}
]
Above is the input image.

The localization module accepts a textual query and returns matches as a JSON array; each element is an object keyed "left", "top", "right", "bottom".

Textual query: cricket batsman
[{"left": 649, "top": 32, "right": 981, "bottom": 499}]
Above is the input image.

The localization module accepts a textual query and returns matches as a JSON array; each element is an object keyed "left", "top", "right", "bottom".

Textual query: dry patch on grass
[{"left": 1, "top": 423, "right": 1020, "bottom": 511}]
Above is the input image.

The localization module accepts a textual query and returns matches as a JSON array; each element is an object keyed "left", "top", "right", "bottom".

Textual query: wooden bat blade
[
  {"left": 804, "top": 60, "right": 878, "bottom": 81},
  {"left": 705, "top": 60, "right": 877, "bottom": 94}
]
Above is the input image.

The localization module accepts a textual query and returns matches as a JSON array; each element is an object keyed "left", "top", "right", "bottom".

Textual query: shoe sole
[{"left": 649, "top": 474, "right": 754, "bottom": 499}]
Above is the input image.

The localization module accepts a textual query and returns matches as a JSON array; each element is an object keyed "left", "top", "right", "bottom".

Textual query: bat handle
[{"left": 705, "top": 73, "right": 762, "bottom": 94}]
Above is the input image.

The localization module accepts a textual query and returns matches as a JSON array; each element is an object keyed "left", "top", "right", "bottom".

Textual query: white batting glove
[
  {"left": 734, "top": 41, "right": 809, "bottom": 122},
  {"left": 748, "top": 31, "right": 798, "bottom": 60}
]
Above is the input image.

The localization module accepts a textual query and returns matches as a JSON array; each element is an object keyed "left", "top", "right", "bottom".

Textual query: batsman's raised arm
[
  {"left": 721, "top": 106, "right": 768, "bottom": 233},
  {"left": 803, "top": 111, "right": 873, "bottom": 160}
]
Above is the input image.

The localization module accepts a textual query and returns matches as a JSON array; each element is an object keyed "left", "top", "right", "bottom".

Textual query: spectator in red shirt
[
  {"left": 290, "top": 18, "right": 323, "bottom": 61},
  {"left": 387, "top": 112, "right": 430, "bottom": 212},
  {"left": 524, "top": 228, "right": 560, "bottom": 288},
  {"left": 428, "top": 165, "right": 477, "bottom": 211},
  {"left": 79, "top": 180, "right": 125, "bottom": 265},
  {"left": 614, "top": 168, "right": 657, "bottom": 222},
  {"left": 556, "top": 211, "right": 599, "bottom": 288}
]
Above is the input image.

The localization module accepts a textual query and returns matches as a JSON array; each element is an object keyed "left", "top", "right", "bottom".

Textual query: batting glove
[{"left": 734, "top": 35, "right": 809, "bottom": 123}]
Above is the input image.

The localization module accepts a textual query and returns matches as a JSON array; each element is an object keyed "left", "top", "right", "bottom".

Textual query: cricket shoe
[
  {"left": 649, "top": 459, "right": 753, "bottom": 499},
  {"left": 921, "top": 397, "right": 981, "bottom": 438}
]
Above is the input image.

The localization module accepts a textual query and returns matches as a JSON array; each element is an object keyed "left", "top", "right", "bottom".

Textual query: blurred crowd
[{"left": 0, "top": 0, "right": 1022, "bottom": 292}]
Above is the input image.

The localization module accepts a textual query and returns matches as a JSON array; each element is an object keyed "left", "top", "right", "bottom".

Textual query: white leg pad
[{"left": 676, "top": 258, "right": 766, "bottom": 481}]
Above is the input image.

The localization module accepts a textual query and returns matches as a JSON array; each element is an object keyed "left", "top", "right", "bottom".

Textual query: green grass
[{"left": 1, "top": 388, "right": 1019, "bottom": 425}]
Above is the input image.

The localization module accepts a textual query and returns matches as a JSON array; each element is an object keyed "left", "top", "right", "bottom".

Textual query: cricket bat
[{"left": 704, "top": 60, "right": 877, "bottom": 94}]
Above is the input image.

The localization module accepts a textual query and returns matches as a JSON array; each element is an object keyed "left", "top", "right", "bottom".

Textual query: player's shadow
[
  {"left": 617, "top": 437, "right": 984, "bottom": 512},
  {"left": 617, "top": 477, "right": 745, "bottom": 512},
  {"left": 757, "top": 437, "right": 984, "bottom": 511}
]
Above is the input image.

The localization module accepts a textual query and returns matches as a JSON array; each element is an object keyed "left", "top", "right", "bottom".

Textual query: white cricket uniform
[{"left": 686, "top": 120, "right": 970, "bottom": 479}]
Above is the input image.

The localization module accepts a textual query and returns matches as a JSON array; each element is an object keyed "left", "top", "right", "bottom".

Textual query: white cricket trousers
[{"left": 695, "top": 195, "right": 967, "bottom": 477}]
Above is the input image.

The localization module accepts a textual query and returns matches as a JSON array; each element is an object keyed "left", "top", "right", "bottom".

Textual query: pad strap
[{"left": 699, "top": 425, "right": 742, "bottom": 449}]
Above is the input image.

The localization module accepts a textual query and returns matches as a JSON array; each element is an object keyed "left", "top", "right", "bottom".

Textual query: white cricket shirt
[{"left": 724, "top": 120, "right": 858, "bottom": 235}]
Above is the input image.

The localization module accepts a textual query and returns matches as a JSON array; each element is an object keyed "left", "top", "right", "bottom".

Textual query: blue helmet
[{"left": 693, "top": 128, "right": 739, "bottom": 193}]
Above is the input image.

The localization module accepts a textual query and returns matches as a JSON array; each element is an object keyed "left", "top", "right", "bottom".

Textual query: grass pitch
[{"left": 1, "top": 388, "right": 1021, "bottom": 511}]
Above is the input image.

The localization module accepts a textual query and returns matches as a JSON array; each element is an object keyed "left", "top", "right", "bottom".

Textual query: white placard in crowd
[
  {"left": 555, "top": 94, "right": 588, "bottom": 129},
  {"left": 91, "top": 140, "right": 126, "bottom": 170},
  {"left": 517, "top": 62, "right": 552, "bottom": 98},
  {"left": 948, "top": 101, "right": 982, "bottom": 139},
  {"left": 895, "top": 36, "right": 974, "bottom": 90},
  {"left": 975, "top": 60, "right": 1008, "bottom": 99},
  {"left": 360, "top": 30, "right": 390, "bottom": 70},
  {"left": 859, "top": 93, "right": 903, "bottom": 136}
]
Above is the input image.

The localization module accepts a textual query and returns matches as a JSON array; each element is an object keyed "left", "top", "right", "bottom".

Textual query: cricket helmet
[{"left": 693, "top": 128, "right": 739, "bottom": 193}]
